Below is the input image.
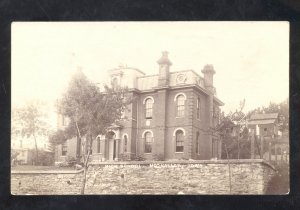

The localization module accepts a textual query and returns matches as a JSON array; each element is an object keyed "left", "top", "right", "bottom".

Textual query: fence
[{"left": 250, "top": 134, "right": 289, "bottom": 166}]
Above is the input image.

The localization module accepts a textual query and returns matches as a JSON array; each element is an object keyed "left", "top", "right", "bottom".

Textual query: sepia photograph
[{"left": 11, "top": 21, "right": 289, "bottom": 195}]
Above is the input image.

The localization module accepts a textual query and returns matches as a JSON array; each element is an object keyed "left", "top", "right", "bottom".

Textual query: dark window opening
[
  {"left": 144, "top": 132, "right": 152, "bottom": 153},
  {"left": 176, "top": 95, "right": 185, "bottom": 117},
  {"left": 124, "top": 135, "right": 128, "bottom": 153},
  {"left": 176, "top": 130, "right": 184, "bottom": 152},
  {"left": 97, "top": 137, "right": 101, "bottom": 153},
  {"left": 196, "top": 132, "right": 200, "bottom": 154},
  {"left": 145, "top": 98, "right": 153, "bottom": 119},
  {"left": 197, "top": 97, "right": 201, "bottom": 119},
  {"left": 62, "top": 142, "right": 67, "bottom": 156}
]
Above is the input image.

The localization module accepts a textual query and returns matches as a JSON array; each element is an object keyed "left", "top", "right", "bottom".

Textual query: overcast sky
[{"left": 12, "top": 22, "right": 289, "bottom": 127}]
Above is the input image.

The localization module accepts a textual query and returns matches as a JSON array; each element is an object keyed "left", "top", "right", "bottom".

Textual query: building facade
[
  {"left": 247, "top": 113, "right": 280, "bottom": 138},
  {"left": 55, "top": 52, "right": 224, "bottom": 162}
]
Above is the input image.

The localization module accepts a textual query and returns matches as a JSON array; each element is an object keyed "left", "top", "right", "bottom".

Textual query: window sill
[
  {"left": 175, "top": 116, "right": 184, "bottom": 119},
  {"left": 175, "top": 152, "right": 184, "bottom": 154}
]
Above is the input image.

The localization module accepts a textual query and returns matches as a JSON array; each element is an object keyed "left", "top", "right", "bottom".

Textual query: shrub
[
  {"left": 131, "top": 154, "right": 146, "bottom": 161},
  {"left": 119, "top": 153, "right": 131, "bottom": 161},
  {"left": 153, "top": 154, "right": 164, "bottom": 161}
]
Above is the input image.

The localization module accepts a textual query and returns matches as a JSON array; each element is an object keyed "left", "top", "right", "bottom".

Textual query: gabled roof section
[{"left": 250, "top": 113, "right": 278, "bottom": 121}]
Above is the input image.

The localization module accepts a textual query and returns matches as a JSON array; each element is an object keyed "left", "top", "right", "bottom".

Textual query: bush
[
  {"left": 153, "top": 154, "right": 164, "bottom": 161},
  {"left": 65, "top": 156, "right": 77, "bottom": 167},
  {"left": 131, "top": 154, "right": 146, "bottom": 161},
  {"left": 119, "top": 153, "right": 131, "bottom": 161},
  {"left": 57, "top": 156, "right": 77, "bottom": 167},
  {"left": 34, "top": 150, "right": 55, "bottom": 166}
]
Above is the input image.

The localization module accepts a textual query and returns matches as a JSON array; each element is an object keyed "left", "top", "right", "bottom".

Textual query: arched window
[
  {"left": 175, "top": 130, "right": 184, "bottom": 152},
  {"left": 124, "top": 135, "right": 128, "bottom": 153},
  {"left": 144, "top": 132, "right": 153, "bottom": 153},
  {"left": 196, "top": 97, "right": 201, "bottom": 119},
  {"left": 145, "top": 98, "right": 153, "bottom": 119},
  {"left": 176, "top": 95, "right": 185, "bottom": 117},
  {"left": 196, "top": 132, "right": 200, "bottom": 154}
]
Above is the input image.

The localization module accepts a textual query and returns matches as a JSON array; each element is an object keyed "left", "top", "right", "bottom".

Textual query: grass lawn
[{"left": 11, "top": 165, "right": 76, "bottom": 171}]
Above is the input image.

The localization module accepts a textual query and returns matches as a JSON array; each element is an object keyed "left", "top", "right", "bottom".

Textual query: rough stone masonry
[{"left": 11, "top": 159, "right": 275, "bottom": 195}]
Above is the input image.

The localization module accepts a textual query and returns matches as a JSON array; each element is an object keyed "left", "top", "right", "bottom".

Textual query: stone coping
[
  {"left": 89, "top": 159, "right": 276, "bottom": 170},
  {"left": 11, "top": 159, "right": 275, "bottom": 174},
  {"left": 11, "top": 169, "right": 84, "bottom": 174}
]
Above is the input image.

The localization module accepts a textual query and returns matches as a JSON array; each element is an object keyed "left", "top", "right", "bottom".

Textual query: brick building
[{"left": 55, "top": 52, "right": 224, "bottom": 162}]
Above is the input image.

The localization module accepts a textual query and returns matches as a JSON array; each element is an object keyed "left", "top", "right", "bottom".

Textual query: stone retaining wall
[{"left": 11, "top": 159, "right": 275, "bottom": 195}]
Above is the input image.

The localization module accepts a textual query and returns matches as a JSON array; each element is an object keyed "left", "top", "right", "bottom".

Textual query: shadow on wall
[{"left": 265, "top": 162, "right": 289, "bottom": 194}]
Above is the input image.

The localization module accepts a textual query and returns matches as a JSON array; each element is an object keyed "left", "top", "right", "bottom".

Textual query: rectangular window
[
  {"left": 97, "top": 137, "right": 101, "bottom": 153},
  {"left": 124, "top": 136, "right": 128, "bottom": 153},
  {"left": 62, "top": 142, "right": 67, "bottom": 156},
  {"left": 196, "top": 97, "right": 201, "bottom": 119},
  {"left": 177, "top": 96, "right": 185, "bottom": 117},
  {"left": 196, "top": 132, "right": 200, "bottom": 154}
]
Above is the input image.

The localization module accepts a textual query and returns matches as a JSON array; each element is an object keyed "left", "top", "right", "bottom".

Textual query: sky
[{"left": 11, "top": 22, "right": 289, "bottom": 128}]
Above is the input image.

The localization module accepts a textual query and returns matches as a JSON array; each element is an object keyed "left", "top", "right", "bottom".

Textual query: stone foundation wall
[{"left": 11, "top": 159, "right": 276, "bottom": 195}]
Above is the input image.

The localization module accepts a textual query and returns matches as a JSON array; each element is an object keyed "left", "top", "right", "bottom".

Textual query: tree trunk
[
  {"left": 75, "top": 121, "right": 82, "bottom": 163},
  {"left": 33, "top": 133, "right": 38, "bottom": 165},
  {"left": 76, "top": 135, "right": 82, "bottom": 164},
  {"left": 80, "top": 134, "right": 93, "bottom": 195},
  {"left": 237, "top": 134, "right": 240, "bottom": 159},
  {"left": 224, "top": 142, "right": 232, "bottom": 194},
  {"left": 80, "top": 149, "right": 90, "bottom": 194}
]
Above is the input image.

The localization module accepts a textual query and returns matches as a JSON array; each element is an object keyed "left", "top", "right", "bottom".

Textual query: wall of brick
[{"left": 11, "top": 159, "right": 275, "bottom": 195}]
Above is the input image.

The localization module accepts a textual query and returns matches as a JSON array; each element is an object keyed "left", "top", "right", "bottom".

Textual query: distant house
[
  {"left": 247, "top": 113, "right": 280, "bottom": 138},
  {"left": 55, "top": 52, "right": 224, "bottom": 163},
  {"left": 11, "top": 133, "right": 54, "bottom": 165},
  {"left": 12, "top": 148, "right": 35, "bottom": 165}
]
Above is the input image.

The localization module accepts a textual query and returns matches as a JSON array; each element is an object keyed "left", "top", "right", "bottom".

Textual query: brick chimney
[
  {"left": 157, "top": 51, "right": 172, "bottom": 87},
  {"left": 201, "top": 64, "right": 215, "bottom": 93}
]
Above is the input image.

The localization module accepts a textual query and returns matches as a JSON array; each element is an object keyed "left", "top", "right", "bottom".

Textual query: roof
[
  {"left": 250, "top": 113, "right": 278, "bottom": 120},
  {"left": 108, "top": 66, "right": 146, "bottom": 76},
  {"left": 247, "top": 119, "right": 276, "bottom": 125},
  {"left": 213, "top": 96, "right": 224, "bottom": 106},
  {"left": 137, "top": 75, "right": 159, "bottom": 90}
]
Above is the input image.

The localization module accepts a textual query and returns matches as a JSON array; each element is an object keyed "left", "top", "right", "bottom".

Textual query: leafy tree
[
  {"left": 12, "top": 101, "right": 49, "bottom": 165},
  {"left": 52, "top": 69, "right": 130, "bottom": 194}
]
